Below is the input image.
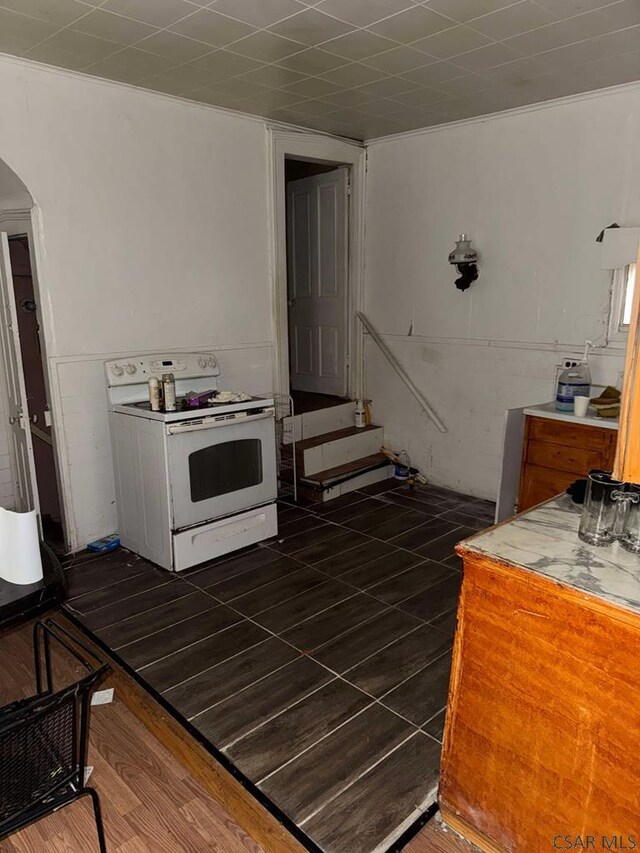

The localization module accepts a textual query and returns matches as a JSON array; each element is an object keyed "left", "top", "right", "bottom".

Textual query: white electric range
[{"left": 106, "top": 352, "right": 278, "bottom": 571}]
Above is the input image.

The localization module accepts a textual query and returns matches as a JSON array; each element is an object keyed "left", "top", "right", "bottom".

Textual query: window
[
  {"left": 188, "top": 439, "right": 263, "bottom": 502},
  {"left": 621, "top": 263, "right": 636, "bottom": 327},
  {"left": 610, "top": 263, "right": 637, "bottom": 342}
]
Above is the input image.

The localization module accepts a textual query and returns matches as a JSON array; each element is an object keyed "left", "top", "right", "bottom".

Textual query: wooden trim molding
[
  {"left": 0, "top": 209, "right": 71, "bottom": 549},
  {"left": 58, "top": 614, "right": 306, "bottom": 853},
  {"left": 268, "top": 130, "right": 366, "bottom": 400},
  {"left": 440, "top": 808, "right": 506, "bottom": 853},
  {"left": 613, "top": 241, "right": 640, "bottom": 483},
  {"left": 365, "top": 79, "right": 640, "bottom": 147}
]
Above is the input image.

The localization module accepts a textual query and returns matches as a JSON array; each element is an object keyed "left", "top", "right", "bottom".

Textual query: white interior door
[
  {"left": 0, "top": 232, "right": 40, "bottom": 516},
  {"left": 287, "top": 167, "right": 349, "bottom": 396}
]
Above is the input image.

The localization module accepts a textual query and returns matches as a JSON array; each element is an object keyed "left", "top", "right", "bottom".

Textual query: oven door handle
[{"left": 166, "top": 409, "right": 274, "bottom": 435}]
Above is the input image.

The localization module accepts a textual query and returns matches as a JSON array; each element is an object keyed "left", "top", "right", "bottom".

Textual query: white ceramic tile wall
[{"left": 364, "top": 87, "right": 639, "bottom": 498}]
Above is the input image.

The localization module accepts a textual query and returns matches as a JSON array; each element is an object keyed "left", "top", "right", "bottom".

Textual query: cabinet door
[
  {"left": 440, "top": 553, "right": 640, "bottom": 852},
  {"left": 519, "top": 464, "right": 576, "bottom": 512},
  {"left": 518, "top": 416, "right": 619, "bottom": 513}
]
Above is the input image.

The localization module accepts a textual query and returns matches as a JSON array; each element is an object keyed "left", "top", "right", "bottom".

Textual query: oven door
[{"left": 166, "top": 410, "right": 277, "bottom": 530}]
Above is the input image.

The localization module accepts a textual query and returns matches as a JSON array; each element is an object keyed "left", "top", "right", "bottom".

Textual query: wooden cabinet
[
  {"left": 518, "top": 416, "right": 617, "bottom": 512},
  {"left": 613, "top": 241, "right": 640, "bottom": 483},
  {"left": 440, "top": 550, "right": 640, "bottom": 853}
]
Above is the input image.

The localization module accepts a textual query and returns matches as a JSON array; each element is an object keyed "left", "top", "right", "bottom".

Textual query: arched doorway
[{"left": 0, "top": 156, "right": 65, "bottom": 551}]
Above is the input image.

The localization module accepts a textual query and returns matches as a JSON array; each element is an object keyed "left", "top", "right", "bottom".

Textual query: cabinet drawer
[
  {"left": 528, "top": 416, "right": 608, "bottom": 451},
  {"left": 527, "top": 439, "right": 604, "bottom": 475}
]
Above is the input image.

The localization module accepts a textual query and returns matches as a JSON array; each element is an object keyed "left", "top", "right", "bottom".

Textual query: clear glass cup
[
  {"left": 578, "top": 471, "right": 625, "bottom": 546},
  {"left": 619, "top": 483, "right": 640, "bottom": 553},
  {"left": 610, "top": 482, "right": 634, "bottom": 540}
]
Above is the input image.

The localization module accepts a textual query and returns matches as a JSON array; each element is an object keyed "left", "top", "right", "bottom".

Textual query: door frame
[
  {"left": 0, "top": 207, "right": 69, "bottom": 549},
  {"left": 268, "top": 130, "right": 366, "bottom": 401}
]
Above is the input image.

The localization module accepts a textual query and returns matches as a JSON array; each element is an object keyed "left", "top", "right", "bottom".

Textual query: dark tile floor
[{"left": 62, "top": 479, "right": 495, "bottom": 853}]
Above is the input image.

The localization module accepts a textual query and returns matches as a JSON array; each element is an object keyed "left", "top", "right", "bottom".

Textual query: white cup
[{"left": 573, "top": 396, "right": 590, "bottom": 417}]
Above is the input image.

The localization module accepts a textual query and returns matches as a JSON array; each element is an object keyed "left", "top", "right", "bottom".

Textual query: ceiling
[{"left": 1, "top": 0, "right": 639, "bottom": 140}]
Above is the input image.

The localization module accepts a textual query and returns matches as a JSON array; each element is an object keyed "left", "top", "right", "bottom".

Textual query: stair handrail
[{"left": 357, "top": 312, "right": 447, "bottom": 434}]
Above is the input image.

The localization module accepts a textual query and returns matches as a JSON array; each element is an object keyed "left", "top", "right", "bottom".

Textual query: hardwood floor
[
  {"left": 0, "top": 621, "right": 479, "bottom": 853},
  {"left": 408, "top": 818, "right": 481, "bottom": 853},
  {"left": 0, "top": 623, "right": 263, "bottom": 853}
]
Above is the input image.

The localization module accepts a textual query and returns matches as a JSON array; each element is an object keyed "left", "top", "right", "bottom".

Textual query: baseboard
[{"left": 440, "top": 807, "right": 506, "bottom": 853}]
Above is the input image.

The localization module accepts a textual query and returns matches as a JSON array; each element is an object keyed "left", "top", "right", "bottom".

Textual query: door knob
[
  {"left": 30, "top": 414, "right": 38, "bottom": 423},
  {"left": 8, "top": 416, "right": 15, "bottom": 425},
  {"left": 288, "top": 298, "right": 296, "bottom": 307}
]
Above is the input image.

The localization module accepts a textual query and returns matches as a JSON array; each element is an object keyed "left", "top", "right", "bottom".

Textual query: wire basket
[{"left": 273, "top": 393, "right": 297, "bottom": 503}]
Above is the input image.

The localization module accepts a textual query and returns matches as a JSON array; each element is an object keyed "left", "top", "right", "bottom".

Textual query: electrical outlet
[{"left": 559, "top": 357, "right": 580, "bottom": 370}]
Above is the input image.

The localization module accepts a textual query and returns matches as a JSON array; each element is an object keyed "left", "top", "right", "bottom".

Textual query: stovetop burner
[
  {"left": 130, "top": 396, "right": 263, "bottom": 413},
  {"left": 112, "top": 393, "right": 274, "bottom": 423}
]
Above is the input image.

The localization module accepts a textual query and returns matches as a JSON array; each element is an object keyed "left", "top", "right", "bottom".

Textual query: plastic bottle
[
  {"left": 555, "top": 342, "right": 592, "bottom": 412},
  {"left": 394, "top": 450, "right": 411, "bottom": 480},
  {"left": 162, "top": 373, "right": 176, "bottom": 412},
  {"left": 148, "top": 377, "right": 161, "bottom": 412}
]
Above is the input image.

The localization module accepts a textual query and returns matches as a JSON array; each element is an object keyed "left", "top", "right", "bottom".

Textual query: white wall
[
  {"left": 364, "top": 87, "right": 640, "bottom": 500},
  {"left": 0, "top": 56, "right": 275, "bottom": 547}
]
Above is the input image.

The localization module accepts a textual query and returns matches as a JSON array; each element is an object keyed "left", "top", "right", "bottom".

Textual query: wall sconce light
[{"left": 448, "top": 234, "right": 479, "bottom": 292}]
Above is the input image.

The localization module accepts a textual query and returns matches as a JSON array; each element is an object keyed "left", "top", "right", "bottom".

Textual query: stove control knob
[
  {"left": 125, "top": 364, "right": 137, "bottom": 375},
  {"left": 197, "top": 357, "right": 207, "bottom": 369},
  {"left": 207, "top": 357, "right": 216, "bottom": 368},
  {"left": 112, "top": 365, "right": 124, "bottom": 377}
]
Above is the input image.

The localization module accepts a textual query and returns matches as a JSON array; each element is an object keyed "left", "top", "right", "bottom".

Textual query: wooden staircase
[{"left": 281, "top": 405, "right": 393, "bottom": 503}]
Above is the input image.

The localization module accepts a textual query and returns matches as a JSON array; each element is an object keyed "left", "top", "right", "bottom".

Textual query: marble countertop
[
  {"left": 523, "top": 401, "right": 618, "bottom": 430},
  {"left": 461, "top": 495, "right": 640, "bottom": 615}
]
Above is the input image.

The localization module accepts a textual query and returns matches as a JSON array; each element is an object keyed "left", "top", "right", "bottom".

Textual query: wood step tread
[
  {"left": 294, "top": 424, "right": 382, "bottom": 451},
  {"left": 301, "top": 452, "right": 390, "bottom": 485}
]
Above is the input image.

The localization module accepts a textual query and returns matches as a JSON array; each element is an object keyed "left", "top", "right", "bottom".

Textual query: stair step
[
  {"left": 296, "top": 456, "right": 394, "bottom": 503},
  {"left": 294, "top": 423, "right": 380, "bottom": 451},
  {"left": 301, "top": 452, "right": 390, "bottom": 485},
  {"left": 283, "top": 401, "right": 356, "bottom": 445},
  {"left": 295, "top": 424, "right": 384, "bottom": 477}
]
